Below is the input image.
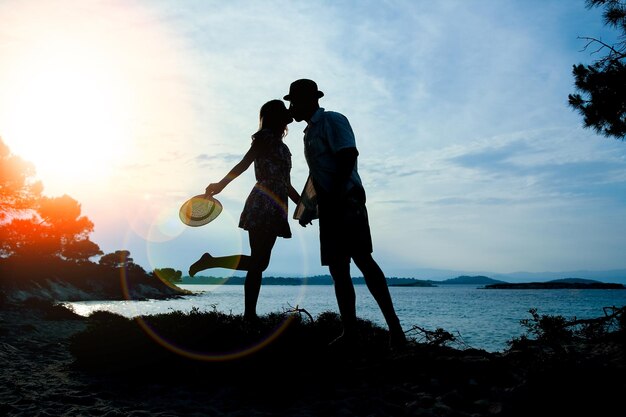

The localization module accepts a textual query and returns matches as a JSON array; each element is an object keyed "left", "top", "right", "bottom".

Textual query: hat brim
[
  {"left": 179, "top": 195, "right": 223, "bottom": 227},
  {"left": 283, "top": 91, "right": 324, "bottom": 101}
]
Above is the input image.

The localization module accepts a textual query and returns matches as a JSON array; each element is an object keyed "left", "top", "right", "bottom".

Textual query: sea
[{"left": 65, "top": 284, "right": 626, "bottom": 353}]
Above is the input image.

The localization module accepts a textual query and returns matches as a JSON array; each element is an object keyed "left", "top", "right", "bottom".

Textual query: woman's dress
[{"left": 239, "top": 129, "right": 292, "bottom": 238}]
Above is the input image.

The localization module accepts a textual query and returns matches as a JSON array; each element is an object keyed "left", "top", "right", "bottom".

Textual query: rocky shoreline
[{"left": 1, "top": 300, "right": 624, "bottom": 417}]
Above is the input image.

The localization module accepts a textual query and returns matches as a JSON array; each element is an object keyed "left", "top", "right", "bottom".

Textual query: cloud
[
  {"left": 4, "top": 0, "right": 625, "bottom": 275},
  {"left": 427, "top": 197, "right": 513, "bottom": 206},
  {"left": 444, "top": 129, "right": 626, "bottom": 204},
  {"left": 194, "top": 152, "right": 242, "bottom": 166},
  {"left": 450, "top": 142, "right": 532, "bottom": 171},
  {"left": 135, "top": 1, "right": 626, "bottom": 273}
]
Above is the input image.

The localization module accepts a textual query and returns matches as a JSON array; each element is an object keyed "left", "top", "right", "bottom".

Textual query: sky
[{"left": 1, "top": 0, "right": 625, "bottom": 279}]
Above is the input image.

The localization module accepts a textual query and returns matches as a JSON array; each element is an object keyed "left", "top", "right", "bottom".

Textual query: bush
[
  {"left": 68, "top": 309, "right": 392, "bottom": 383},
  {"left": 21, "top": 298, "right": 84, "bottom": 320},
  {"left": 507, "top": 306, "right": 626, "bottom": 351}
]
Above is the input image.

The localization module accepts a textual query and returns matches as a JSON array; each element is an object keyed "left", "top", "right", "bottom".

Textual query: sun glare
[
  {"left": 3, "top": 34, "right": 133, "bottom": 187},
  {"left": 0, "top": 1, "right": 197, "bottom": 199}
]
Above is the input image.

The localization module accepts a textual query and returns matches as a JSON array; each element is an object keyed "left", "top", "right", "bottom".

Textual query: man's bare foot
[
  {"left": 189, "top": 253, "right": 214, "bottom": 277},
  {"left": 243, "top": 313, "right": 260, "bottom": 326},
  {"left": 389, "top": 329, "right": 407, "bottom": 351}
]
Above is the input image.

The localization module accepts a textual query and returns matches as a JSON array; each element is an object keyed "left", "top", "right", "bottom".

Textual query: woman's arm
[
  {"left": 205, "top": 145, "right": 257, "bottom": 196},
  {"left": 288, "top": 182, "right": 301, "bottom": 205}
]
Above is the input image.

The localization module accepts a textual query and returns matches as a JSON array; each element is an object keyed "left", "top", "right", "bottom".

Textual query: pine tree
[{"left": 569, "top": 0, "right": 626, "bottom": 139}]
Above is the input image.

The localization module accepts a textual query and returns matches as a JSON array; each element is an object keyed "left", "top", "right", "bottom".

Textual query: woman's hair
[{"left": 258, "top": 99, "right": 290, "bottom": 137}]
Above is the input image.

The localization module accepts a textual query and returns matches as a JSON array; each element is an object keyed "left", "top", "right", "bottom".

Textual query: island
[
  {"left": 435, "top": 275, "right": 508, "bottom": 285},
  {"left": 389, "top": 275, "right": 508, "bottom": 287},
  {"left": 182, "top": 275, "right": 436, "bottom": 287},
  {"left": 484, "top": 278, "right": 625, "bottom": 290}
]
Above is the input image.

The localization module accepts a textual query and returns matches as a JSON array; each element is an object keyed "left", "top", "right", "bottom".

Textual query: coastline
[{"left": 485, "top": 282, "right": 626, "bottom": 290}]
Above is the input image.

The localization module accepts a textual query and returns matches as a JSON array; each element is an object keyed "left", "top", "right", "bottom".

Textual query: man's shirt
[{"left": 303, "top": 107, "right": 363, "bottom": 194}]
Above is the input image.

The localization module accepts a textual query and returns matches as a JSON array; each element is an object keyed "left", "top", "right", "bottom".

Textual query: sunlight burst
[
  {"left": 4, "top": 35, "right": 133, "bottom": 186},
  {"left": 0, "top": 0, "right": 198, "bottom": 200}
]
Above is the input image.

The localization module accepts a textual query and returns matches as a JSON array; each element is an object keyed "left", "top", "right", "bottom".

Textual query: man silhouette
[{"left": 285, "top": 79, "right": 406, "bottom": 348}]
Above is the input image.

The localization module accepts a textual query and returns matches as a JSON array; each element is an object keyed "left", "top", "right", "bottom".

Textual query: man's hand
[{"left": 298, "top": 208, "right": 315, "bottom": 227}]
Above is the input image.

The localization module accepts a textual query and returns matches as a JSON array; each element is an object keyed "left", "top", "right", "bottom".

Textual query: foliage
[
  {"left": 569, "top": 0, "right": 626, "bottom": 139},
  {"left": 69, "top": 309, "right": 392, "bottom": 379},
  {"left": 22, "top": 303, "right": 626, "bottom": 417},
  {"left": 152, "top": 267, "right": 183, "bottom": 284},
  {"left": 507, "top": 306, "right": 626, "bottom": 350},
  {"left": 20, "top": 297, "right": 85, "bottom": 320},
  {"left": 404, "top": 324, "right": 471, "bottom": 350},
  {"left": 0, "top": 138, "right": 101, "bottom": 261},
  {"left": 0, "top": 253, "right": 187, "bottom": 301},
  {"left": 0, "top": 138, "right": 43, "bottom": 222},
  {"left": 0, "top": 139, "right": 190, "bottom": 300},
  {"left": 99, "top": 250, "right": 134, "bottom": 268},
  {"left": 513, "top": 308, "right": 573, "bottom": 347},
  {"left": 1, "top": 195, "right": 102, "bottom": 261}
]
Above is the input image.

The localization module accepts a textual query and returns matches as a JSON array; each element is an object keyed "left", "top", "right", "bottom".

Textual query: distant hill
[
  {"left": 546, "top": 278, "right": 599, "bottom": 284},
  {"left": 492, "top": 269, "right": 626, "bottom": 285},
  {"left": 384, "top": 268, "right": 626, "bottom": 285},
  {"left": 437, "top": 276, "right": 507, "bottom": 285},
  {"left": 485, "top": 279, "right": 625, "bottom": 290},
  {"left": 181, "top": 275, "right": 434, "bottom": 286},
  {"left": 179, "top": 274, "right": 626, "bottom": 289},
  {"left": 180, "top": 275, "right": 330, "bottom": 285},
  {"left": 386, "top": 279, "right": 435, "bottom": 287}
]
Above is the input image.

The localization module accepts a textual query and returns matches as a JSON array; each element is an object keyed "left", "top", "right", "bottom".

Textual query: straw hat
[{"left": 179, "top": 194, "right": 222, "bottom": 227}]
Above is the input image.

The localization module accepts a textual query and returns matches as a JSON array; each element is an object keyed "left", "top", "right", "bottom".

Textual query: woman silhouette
[{"left": 189, "top": 99, "right": 300, "bottom": 320}]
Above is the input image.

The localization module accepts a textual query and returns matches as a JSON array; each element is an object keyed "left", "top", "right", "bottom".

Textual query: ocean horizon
[{"left": 177, "top": 268, "right": 626, "bottom": 285}]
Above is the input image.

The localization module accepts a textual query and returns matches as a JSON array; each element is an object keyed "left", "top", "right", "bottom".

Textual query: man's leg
[
  {"left": 328, "top": 260, "right": 358, "bottom": 338},
  {"left": 353, "top": 253, "right": 406, "bottom": 346},
  {"left": 317, "top": 187, "right": 359, "bottom": 342}
]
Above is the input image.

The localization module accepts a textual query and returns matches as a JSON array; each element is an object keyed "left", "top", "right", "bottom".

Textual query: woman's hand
[
  {"left": 298, "top": 208, "right": 315, "bottom": 227},
  {"left": 205, "top": 182, "right": 224, "bottom": 196}
]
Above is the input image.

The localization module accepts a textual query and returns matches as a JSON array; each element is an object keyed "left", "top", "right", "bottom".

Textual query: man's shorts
[{"left": 317, "top": 186, "right": 373, "bottom": 266}]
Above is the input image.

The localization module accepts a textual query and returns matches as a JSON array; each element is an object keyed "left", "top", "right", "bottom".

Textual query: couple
[{"left": 189, "top": 79, "right": 406, "bottom": 348}]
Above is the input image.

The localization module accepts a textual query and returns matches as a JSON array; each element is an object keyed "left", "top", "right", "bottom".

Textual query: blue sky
[{"left": 1, "top": 0, "right": 625, "bottom": 278}]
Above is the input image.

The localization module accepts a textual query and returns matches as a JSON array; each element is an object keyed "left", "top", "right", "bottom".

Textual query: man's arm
[
  {"left": 324, "top": 112, "right": 358, "bottom": 195},
  {"left": 333, "top": 147, "right": 358, "bottom": 195}
]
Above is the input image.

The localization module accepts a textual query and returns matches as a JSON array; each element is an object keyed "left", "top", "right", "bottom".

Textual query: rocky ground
[{"left": 1, "top": 300, "right": 624, "bottom": 417}]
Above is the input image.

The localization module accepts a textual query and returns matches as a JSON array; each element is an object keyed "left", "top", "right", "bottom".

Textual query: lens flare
[
  {"left": 125, "top": 196, "right": 187, "bottom": 244},
  {"left": 145, "top": 202, "right": 244, "bottom": 273},
  {"left": 148, "top": 206, "right": 187, "bottom": 242},
  {"left": 118, "top": 262, "right": 300, "bottom": 361},
  {"left": 118, "top": 187, "right": 316, "bottom": 361}
]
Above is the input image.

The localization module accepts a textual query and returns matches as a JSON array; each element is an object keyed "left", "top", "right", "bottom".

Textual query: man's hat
[{"left": 283, "top": 79, "right": 324, "bottom": 101}]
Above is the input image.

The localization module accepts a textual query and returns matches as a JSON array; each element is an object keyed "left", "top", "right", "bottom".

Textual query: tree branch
[
  {"left": 565, "top": 305, "right": 624, "bottom": 328},
  {"left": 578, "top": 36, "right": 626, "bottom": 61},
  {"left": 283, "top": 303, "right": 314, "bottom": 323}
]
